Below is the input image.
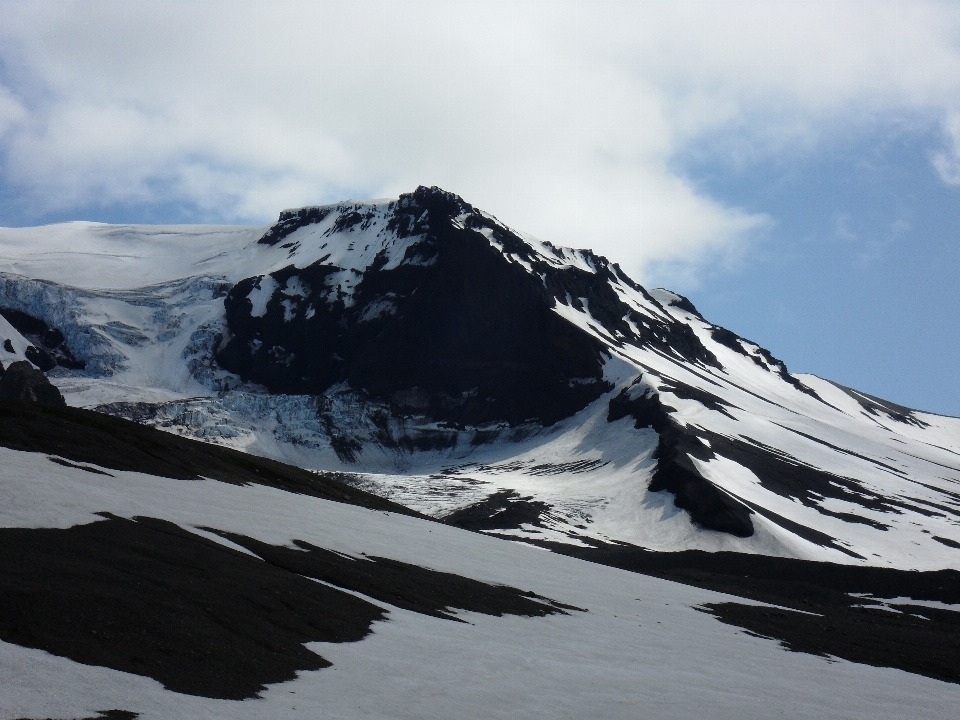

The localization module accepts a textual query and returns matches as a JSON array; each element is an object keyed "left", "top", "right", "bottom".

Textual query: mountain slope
[
  {"left": 1, "top": 186, "right": 959, "bottom": 569},
  {"left": 1, "top": 399, "right": 960, "bottom": 719}
]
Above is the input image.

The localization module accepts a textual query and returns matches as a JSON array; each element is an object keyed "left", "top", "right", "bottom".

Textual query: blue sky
[
  {"left": 0, "top": 1, "right": 958, "bottom": 415},
  {"left": 665, "top": 121, "right": 960, "bottom": 415}
]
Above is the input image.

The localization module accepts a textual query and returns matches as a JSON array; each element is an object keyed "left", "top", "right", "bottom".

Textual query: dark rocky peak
[
  {"left": 220, "top": 208, "right": 614, "bottom": 426},
  {"left": 0, "top": 360, "right": 66, "bottom": 406},
  {"left": 386, "top": 186, "right": 475, "bottom": 238},
  {"left": 710, "top": 325, "right": 819, "bottom": 399},
  {"left": 218, "top": 187, "right": 722, "bottom": 429},
  {"left": 383, "top": 188, "right": 720, "bottom": 368},
  {"left": 258, "top": 206, "right": 334, "bottom": 246}
]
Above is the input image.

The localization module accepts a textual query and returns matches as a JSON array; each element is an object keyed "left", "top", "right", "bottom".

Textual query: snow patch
[{"left": 246, "top": 275, "right": 278, "bottom": 318}]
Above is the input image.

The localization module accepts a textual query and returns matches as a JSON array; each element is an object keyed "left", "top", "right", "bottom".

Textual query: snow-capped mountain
[
  {"left": 3, "top": 187, "right": 960, "bottom": 718},
  {"left": 1, "top": 186, "right": 959, "bottom": 570}
]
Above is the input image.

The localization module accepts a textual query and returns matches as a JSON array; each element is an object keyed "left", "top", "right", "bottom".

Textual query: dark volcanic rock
[
  {"left": 0, "top": 515, "right": 383, "bottom": 700},
  {"left": 0, "top": 515, "right": 574, "bottom": 700},
  {"left": 218, "top": 186, "right": 719, "bottom": 427},
  {"left": 663, "top": 292, "right": 704, "bottom": 319},
  {"left": 695, "top": 429, "right": 911, "bottom": 532},
  {"left": 608, "top": 379, "right": 754, "bottom": 538},
  {"left": 0, "top": 307, "right": 85, "bottom": 370},
  {"left": 0, "top": 361, "right": 65, "bottom": 406},
  {"left": 0, "top": 397, "right": 416, "bottom": 515},
  {"left": 710, "top": 325, "right": 819, "bottom": 399},
  {"left": 606, "top": 375, "right": 909, "bottom": 549},
  {"left": 441, "top": 489, "right": 552, "bottom": 531},
  {"left": 212, "top": 529, "right": 577, "bottom": 622},
  {"left": 257, "top": 206, "right": 334, "bottom": 246},
  {"left": 24, "top": 345, "right": 56, "bottom": 372},
  {"left": 540, "top": 540, "right": 960, "bottom": 685},
  {"left": 829, "top": 380, "right": 930, "bottom": 428},
  {"left": 220, "top": 188, "right": 613, "bottom": 426}
]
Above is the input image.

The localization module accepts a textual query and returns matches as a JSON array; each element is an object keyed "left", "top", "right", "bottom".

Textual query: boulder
[{"left": 0, "top": 361, "right": 66, "bottom": 406}]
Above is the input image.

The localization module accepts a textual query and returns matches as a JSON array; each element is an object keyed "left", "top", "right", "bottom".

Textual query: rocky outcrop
[
  {"left": 0, "top": 360, "right": 66, "bottom": 406},
  {"left": 217, "top": 187, "right": 719, "bottom": 427},
  {"left": 0, "top": 306, "right": 85, "bottom": 371},
  {"left": 608, "top": 379, "right": 755, "bottom": 537}
]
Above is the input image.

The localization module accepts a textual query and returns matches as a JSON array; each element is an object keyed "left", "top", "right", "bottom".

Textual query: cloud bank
[{"left": 2, "top": 1, "right": 960, "bottom": 279}]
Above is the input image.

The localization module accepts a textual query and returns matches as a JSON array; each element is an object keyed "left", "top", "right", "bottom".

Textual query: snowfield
[{"left": 0, "top": 442, "right": 958, "bottom": 720}]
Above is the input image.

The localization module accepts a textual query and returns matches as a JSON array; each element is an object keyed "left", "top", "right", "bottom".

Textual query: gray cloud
[{"left": 2, "top": 1, "right": 960, "bottom": 280}]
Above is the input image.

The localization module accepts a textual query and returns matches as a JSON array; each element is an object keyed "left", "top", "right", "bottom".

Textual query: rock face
[
  {"left": 209, "top": 186, "right": 959, "bottom": 548},
  {"left": 0, "top": 360, "right": 66, "bottom": 406},
  {"left": 0, "top": 307, "right": 85, "bottom": 371},
  {"left": 607, "top": 380, "right": 755, "bottom": 538},
  {"left": 217, "top": 186, "right": 715, "bottom": 427}
]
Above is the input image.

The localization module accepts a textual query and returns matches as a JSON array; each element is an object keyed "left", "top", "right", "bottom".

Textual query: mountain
[
  {"left": 2, "top": 185, "right": 958, "bottom": 568},
  {"left": 2, "top": 186, "right": 960, "bottom": 717},
  {"left": 1, "top": 398, "right": 959, "bottom": 718}
]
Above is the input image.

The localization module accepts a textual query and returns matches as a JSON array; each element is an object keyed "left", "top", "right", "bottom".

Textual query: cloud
[
  {"left": 2, "top": 1, "right": 960, "bottom": 280},
  {"left": 0, "top": 84, "right": 27, "bottom": 138},
  {"left": 932, "top": 112, "right": 960, "bottom": 185}
]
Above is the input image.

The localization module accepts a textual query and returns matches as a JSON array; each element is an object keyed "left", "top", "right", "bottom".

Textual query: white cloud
[
  {"left": 2, "top": 1, "right": 960, "bottom": 280},
  {"left": 932, "top": 112, "right": 960, "bottom": 185},
  {"left": 0, "top": 84, "right": 28, "bottom": 138}
]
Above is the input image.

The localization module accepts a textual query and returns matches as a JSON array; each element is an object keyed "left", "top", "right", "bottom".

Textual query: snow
[
  {"left": 281, "top": 275, "right": 310, "bottom": 299},
  {"left": 0, "top": 314, "right": 34, "bottom": 369},
  {"left": 1, "top": 444, "right": 959, "bottom": 719},
  {"left": 246, "top": 275, "right": 278, "bottom": 318},
  {"left": 0, "top": 222, "right": 266, "bottom": 289}
]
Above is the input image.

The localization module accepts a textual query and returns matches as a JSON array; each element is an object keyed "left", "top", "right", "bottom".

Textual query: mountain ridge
[
  {"left": 0, "top": 186, "right": 958, "bottom": 568},
  {"left": 2, "top": 187, "right": 960, "bottom": 717}
]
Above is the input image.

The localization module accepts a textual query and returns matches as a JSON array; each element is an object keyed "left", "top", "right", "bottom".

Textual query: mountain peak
[
  {"left": 397, "top": 184, "right": 473, "bottom": 214},
  {"left": 3, "top": 190, "right": 957, "bottom": 568},
  {"left": 219, "top": 187, "right": 722, "bottom": 426}
]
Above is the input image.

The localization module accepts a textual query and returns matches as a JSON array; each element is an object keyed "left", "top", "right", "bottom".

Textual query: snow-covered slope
[
  {"left": 0, "top": 313, "right": 34, "bottom": 365},
  {"left": 2, "top": 186, "right": 959, "bottom": 570},
  {"left": 1, "top": 403, "right": 959, "bottom": 719}
]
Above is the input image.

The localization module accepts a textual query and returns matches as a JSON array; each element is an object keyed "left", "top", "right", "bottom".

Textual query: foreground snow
[{"left": 1, "top": 444, "right": 958, "bottom": 720}]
